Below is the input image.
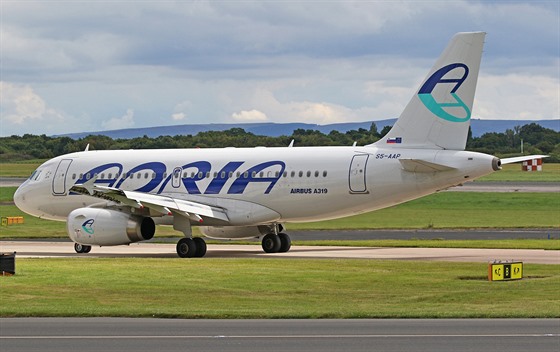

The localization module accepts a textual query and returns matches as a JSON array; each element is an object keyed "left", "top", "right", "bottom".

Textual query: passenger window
[
  {"left": 306, "top": 171, "right": 311, "bottom": 177},
  {"left": 298, "top": 171, "right": 303, "bottom": 177},
  {"left": 323, "top": 171, "right": 328, "bottom": 177},
  {"left": 72, "top": 173, "right": 76, "bottom": 180},
  {"left": 314, "top": 171, "right": 319, "bottom": 177}
]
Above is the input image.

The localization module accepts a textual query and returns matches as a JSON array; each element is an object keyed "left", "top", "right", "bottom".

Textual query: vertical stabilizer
[{"left": 374, "top": 32, "right": 485, "bottom": 150}]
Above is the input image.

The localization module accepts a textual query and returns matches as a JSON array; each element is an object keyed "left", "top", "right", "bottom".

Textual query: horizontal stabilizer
[
  {"left": 500, "top": 155, "right": 548, "bottom": 165},
  {"left": 399, "top": 159, "right": 456, "bottom": 173}
]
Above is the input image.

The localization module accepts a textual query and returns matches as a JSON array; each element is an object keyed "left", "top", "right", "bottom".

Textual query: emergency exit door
[{"left": 348, "top": 154, "right": 369, "bottom": 193}]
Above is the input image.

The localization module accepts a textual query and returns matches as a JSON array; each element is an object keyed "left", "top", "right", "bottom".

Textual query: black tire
[
  {"left": 176, "top": 238, "right": 197, "bottom": 258},
  {"left": 278, "top": 233, "right": 291, "bottom": 253},
  {"left": 74, "top": 243, "right": 85, "bottom": 253},
  {"left": 83, "top": 245, "right": 92, "bottom": 253},
  {"left": 262, "top": 233, "right": 281, "bottom": 253},
  {"left": 193, "top": 237, "right": 207, "bottom": 258}
]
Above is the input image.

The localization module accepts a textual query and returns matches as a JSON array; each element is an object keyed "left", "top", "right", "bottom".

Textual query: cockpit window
[{"left": 30, "top": 170, "right": 43, "bottom": 181}]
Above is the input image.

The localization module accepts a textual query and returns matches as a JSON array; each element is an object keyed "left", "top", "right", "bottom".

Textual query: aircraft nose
[{"left": 13, "top": 184, "right": 28, "bottom": 212}]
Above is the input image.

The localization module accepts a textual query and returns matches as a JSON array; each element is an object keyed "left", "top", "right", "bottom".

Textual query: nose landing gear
[{"left": 74, "top": 243, "right": 92, "bottom": 253}]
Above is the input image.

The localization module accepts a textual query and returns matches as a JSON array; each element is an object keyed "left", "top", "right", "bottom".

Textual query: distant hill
[{"left": 59, "top": 119, "right": 559, "bottom": 140}]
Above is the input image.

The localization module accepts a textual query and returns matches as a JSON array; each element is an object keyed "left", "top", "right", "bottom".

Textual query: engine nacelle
[
  {"left": 200, "top": 225, "right": 271, "bottom": 240},
  {"left": 67, "top": 208, "right": 155, "bottom": 246}
]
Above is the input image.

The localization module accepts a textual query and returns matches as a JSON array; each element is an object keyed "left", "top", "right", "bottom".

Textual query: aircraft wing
[
  {"left": 69, "top": 180, "right": 229, "bottom": 223},
  {"left": 500, "top": 155, "right": 548, "bottom": 165}
]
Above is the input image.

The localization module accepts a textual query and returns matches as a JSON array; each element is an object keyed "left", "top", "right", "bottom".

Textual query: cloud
[
  {"left": 0, "top": 81, "right": 65, "bottom": 125},
  {"left": 170, "top": 100, "right": 192, "bottom": 121},
  {"left": 475, "top": 73, "right": 560, "bottom": 120},
  {"left": 171, "top": 113, "right": 186, "bottom": 121},
  {"left": 1, "top": 1, "right": 558, "bottom": 136},
  {"left": 231, "top": 109, "right": 268, "bottom": 121},
  {"left": 101, "top": 109, "right": 135, "bottom": 130}
]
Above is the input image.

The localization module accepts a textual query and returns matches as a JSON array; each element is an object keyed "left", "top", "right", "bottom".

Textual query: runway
[
  {"left": 1, "top": 318, "right": 558, "bottom": 352},
  {"left": 1, "top": 241, "right": 558, "bottom": 264}
]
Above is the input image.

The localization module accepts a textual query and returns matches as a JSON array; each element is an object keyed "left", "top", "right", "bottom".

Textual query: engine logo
[{"left": 81, "top": 219, "right": 95, "bottom": 234}]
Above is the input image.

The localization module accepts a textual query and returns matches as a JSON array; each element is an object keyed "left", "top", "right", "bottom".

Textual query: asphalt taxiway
[
  {"left": 1, "top": 318, "right": 558, "bottom": 352},
  {"left": 1, "top": 241, "right": 558, "bottom": 264}
]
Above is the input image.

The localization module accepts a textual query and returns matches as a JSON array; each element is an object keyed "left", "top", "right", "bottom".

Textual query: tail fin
[{"left": 374, "top": 32, "right": 486, "bottom": 150}]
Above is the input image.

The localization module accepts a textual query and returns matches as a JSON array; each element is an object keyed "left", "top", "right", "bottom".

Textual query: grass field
[
  {"left": 1, "top": 258, "right": 558, "bottom": 318},
  {"left": 0, "top": 162, "right": 42, "bottom": 178},
  {"left": 1, "top": 192, "right": 558, "bottom": 239},
  {"left": 476, "top": 163, "right": 560, "bottom": 182}
]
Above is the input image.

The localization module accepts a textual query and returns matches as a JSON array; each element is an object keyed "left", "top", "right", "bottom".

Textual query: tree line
[{"left": 1, "top": 122, "right": 559, "bottom": 162}]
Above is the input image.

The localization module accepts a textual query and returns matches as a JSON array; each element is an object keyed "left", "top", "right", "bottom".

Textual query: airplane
[{"left": 14, "top": 32, "right": 546, "bottom": 258}]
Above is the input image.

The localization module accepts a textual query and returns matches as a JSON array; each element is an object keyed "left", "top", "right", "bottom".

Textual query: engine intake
[{"left": 67, "top": 208, "right": 155, "bottom": 246}]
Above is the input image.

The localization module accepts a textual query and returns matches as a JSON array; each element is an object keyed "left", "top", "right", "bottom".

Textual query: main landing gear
[
  {"left": 176, "top": 237, "right": 207, "bottom": 258},
  {"left": 74, "top": 243, "right": 92, "bottom": 253},
  {"left": 261, "top": 233, "right": 291, "bottom": 253}
]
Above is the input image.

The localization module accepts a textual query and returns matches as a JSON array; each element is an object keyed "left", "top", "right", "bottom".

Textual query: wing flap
[{"left": 69, "top": 183, "right": 229, "bottom": 223}]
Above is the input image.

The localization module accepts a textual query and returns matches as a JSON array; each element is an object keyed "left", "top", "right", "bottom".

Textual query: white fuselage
[{"left": 14, "top": 145, "right": 497, "bottom": 225}]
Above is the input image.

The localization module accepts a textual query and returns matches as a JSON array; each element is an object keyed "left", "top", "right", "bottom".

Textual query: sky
[{"left": 1, "top": 0, "right": 559, "bottom": 137}]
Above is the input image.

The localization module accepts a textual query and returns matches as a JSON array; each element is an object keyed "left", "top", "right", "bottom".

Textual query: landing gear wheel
[
  {"left": 74, "top": 243, "right": 91, "bottom": 254},
  {"left": 262, "top": 233, "right": 281, "bottom": 253},
  {"left": 176, "top": 238, "right": 197, "bottom": 258},
  {"left": 193, "top": 237, "right": 207, "bottom": 258},
  {"left": 278, "top": 233, "right": 291, "bottom": 253}
]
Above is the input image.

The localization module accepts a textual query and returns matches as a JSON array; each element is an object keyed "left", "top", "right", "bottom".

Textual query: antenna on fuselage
[
  {"left": 288, "top": 140, "right": 294, "bottom": 147},
  {"left": 84, "top": 144, "right": 90, "bottom": 152}
]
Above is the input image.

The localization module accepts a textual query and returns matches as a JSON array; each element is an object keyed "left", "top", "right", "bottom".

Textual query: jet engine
[{"left": 67, "top": 208, "right": 155, "bottom": 246}]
